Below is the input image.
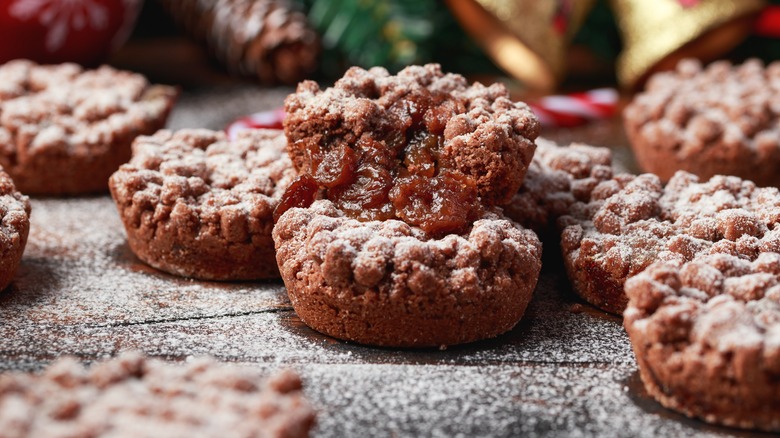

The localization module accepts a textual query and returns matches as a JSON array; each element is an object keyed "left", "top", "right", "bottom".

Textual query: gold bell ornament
[
  {"left": 446, "top": 0, "right": 596, "bottom": 92},
  {"left": 610, "top": 0, "right": 766, "bottom": 90}
]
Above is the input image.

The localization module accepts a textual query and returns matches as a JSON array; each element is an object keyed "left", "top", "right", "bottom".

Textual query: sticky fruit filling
[{"left": 276, "top": 88, "right": 481, "bottom": 236}]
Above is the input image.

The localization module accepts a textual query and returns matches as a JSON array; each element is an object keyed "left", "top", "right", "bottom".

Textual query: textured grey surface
[
  {"left": 1, "top": 196, "right": 758, "bottom": 437},
  {"left": 167, "top": 86, "right": 291, "bottom": 131},
  {"left": 0, "top": 88, "right": 756, "bottom": 437}
]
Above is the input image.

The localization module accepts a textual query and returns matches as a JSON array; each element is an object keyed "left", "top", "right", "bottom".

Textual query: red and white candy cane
[
  {"left": 226, "top": 107, "right": 285, "bottom": 140},
  {"left": 528, "top": 88, "right": 619, "bottom": 128},
  {"left": 225, "top": 88, "right": 619, "bottom": 137}
]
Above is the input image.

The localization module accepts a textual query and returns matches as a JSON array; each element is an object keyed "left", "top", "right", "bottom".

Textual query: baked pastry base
[{"left": 274, "top": 200, "right": 542, "bottom": 347}]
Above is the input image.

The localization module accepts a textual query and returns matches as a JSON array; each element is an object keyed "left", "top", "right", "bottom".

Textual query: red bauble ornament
[
  {"left": 755, "top": 6, "right": 780, "bottom": 38},
  {"left": 0, "top": 0, "right": 142, "bottom": 65}
]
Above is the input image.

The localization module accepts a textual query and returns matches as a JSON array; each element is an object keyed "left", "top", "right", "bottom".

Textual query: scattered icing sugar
[
  {"left": 4, "top": 197, "right": 288, "bottom": 327},
  {"left": 563, "top": 169, "right": 780, "bottom": 314},
  {"left": 0, "top": 84, "right": 735, "bottom": 435},
  {"left": 0, "top": 191, "right": 726, "bottom": 436},
  {"left": 626, "top": 58, "right": 780, "bottom": 154}
]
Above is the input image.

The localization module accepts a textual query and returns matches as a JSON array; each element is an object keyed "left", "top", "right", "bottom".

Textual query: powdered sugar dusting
[
  {"left": 108, "top": 128, "right": 296, "bottom": 280},
  {"left": 505, "top": 138, "right": 614, "bottom": 232},
  {"left": 0, "top": 352, "right": 315, "bottom": 437},
  {"left": 560, "top": 170, "right": 780, "bottom": 314},
  {"left": 627, "top": 59, "right": 780, "bottom": 155},
  {"left": 0, "top": 59, "right": 176, "bottom": 194},
  {"left": 0, "top": 191, "right": 741, "bottom": 435},
  {"left": 624, "top": 58, "right": 780, "bottom": 186},
  {"left": 301, "top": 362, "right": 726, "bottom": 437},
  {"left": 3, "top": 197, "right": 289, "bottom": 326},
  {"left": 273, "top": 199, "right": 543, "bottom": 347}
]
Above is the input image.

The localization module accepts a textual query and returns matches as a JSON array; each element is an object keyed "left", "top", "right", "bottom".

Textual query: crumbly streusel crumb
[{"left": 0, "top": 352, "right": 316, "bottom": 437}]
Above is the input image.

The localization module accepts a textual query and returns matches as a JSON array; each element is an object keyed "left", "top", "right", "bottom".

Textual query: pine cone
[{"left": 160, "top": 0, "right": 320, "bottom": 84}]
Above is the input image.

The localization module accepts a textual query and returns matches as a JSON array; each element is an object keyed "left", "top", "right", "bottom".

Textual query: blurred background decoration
[
  {"left": 126, "top": 0, "right": 780, "bottom": 129},
  {"left": 4, "top": 0, "right": 780, "bottom": 94},
  {"left": 610, "top": 0, "right": 765, "bottom": 90},
  {"left": 158, "top": 0, "right": 320, "bottom": 84},
  {"left": 131, "top": 0, "right": 780, "bottom": 91},
  {"left": 446, "top": 0, "right": 597, "bottom": 92},
  {"left": 0, "top": 0, "right": 142, "bottom": 66}
]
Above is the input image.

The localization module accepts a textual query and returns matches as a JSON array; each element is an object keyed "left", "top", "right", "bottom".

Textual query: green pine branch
[{"left": 299, "top": 0, "right": 499, "bottom": 79}]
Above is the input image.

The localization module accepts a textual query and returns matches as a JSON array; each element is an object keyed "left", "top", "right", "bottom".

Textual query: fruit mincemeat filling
[{"left": 276, "top": 87, "right": 483, "bottom": 236}]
